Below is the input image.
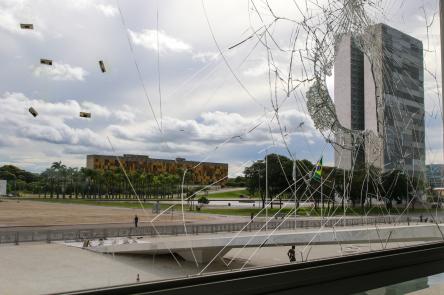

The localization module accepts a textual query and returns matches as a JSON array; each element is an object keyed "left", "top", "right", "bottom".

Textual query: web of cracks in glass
[
  {"left": 18, "top": 0, "right": 444, "bottom": 278},
  {"left": 190, "top": 0, "right": 443, "bottom": 274}
]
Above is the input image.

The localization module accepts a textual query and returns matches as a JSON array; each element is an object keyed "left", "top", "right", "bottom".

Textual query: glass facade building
[{"left": 334, "top": 23, "right": 425, "bottom": 175}]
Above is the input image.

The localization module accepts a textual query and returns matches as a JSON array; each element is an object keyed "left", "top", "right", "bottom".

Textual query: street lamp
[{"left": 258, "top": 145, "right": 273, "bottom": 231}]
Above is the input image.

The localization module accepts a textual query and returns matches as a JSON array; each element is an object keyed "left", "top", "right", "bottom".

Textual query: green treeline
[
  {"left": 0, "top": 162, "right": 197, "bottom": 199},
  {"left": 244, "top": 154, "right": 426, "bottom": 209}
]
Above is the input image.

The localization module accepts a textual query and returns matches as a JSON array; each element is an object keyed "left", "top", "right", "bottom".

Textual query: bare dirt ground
[{"left": 0, "top": 199, "right": 225, "bottom": 227}]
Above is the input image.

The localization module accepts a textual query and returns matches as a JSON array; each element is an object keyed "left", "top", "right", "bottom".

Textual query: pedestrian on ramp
[{"left": 134, "top": 215, "right": 139, "bottom": 228}]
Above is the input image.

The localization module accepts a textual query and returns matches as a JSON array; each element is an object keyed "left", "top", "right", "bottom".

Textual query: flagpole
[
  {"left": 293, "top": 160, "right": 297, "bottom": 230},
  {"left": 265, "top": 153, "right": 268, "bottom": 231},
  {"left": 321, "top": 175, "right": 323, "bottom": 219},
  {"left": 343, "top": 167, "right": 346, "bottom": 212}
]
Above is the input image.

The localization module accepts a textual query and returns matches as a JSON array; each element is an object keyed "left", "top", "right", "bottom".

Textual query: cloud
[
  {"left": 114, "top": 110, "right": 136, "bottom": 123},
  {"left": 242, "top": 58, "right": 289, "bottom": 77},
  {"left": 70, "top": 0, "right": 118, "bottom": 17},
  {"left": 242, "top": 60, "right": 270, "bottom": 77},
  {"left": 33, "top": 62, "right": 88, "bottom": 81},
  {"left": 0, "top": 92, "right": 141, "bottom": 151},
  {"left": 0, "top": 0, "right": 43, "bottom": 38},
  {"left": 95, "top": 4, "right": 118, "bottom": 17},
  {"left": 19, "top": 124, "right": 104, "bottom": 148},
  {"left": 0, "top": 92, "right": 108, "bottom": 149},
  {"left": 0, "top": 5, "right": 22, "bottom": 34},
  {"left": 0, "top": 0, "right": 441, "bottom": 175},
  {"left": 192, "top": 51, "right": 219, "bottom": 63},
  {"left": 109, "top": 109, "right": 316, "bottom": 149},
  {"left": 81, "top": 101, "right": 110, "bottom": 118},
  {"left": 129, "top": 29, "right": 192, "bottom": 53}
]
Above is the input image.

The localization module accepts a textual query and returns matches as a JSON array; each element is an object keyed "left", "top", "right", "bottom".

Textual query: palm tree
[
  {"left": 51, "top": 161, "right": 62, "bottom": 170},
  {"left": 103, "top": 170, "right": 114, "bottom": 199},
  {"left": 50, "top": 161, "right": 67, "bottom": 198},
  {"left": 60, "top": 165, "right": 68, "bottom": 199},
  {"left": 114, "top": 170, "right": 122, "bottom": 199},
  {"left": 41, "top": 167, "right": 56, "bottom": 198},
  {"left": 68, "top": 167, "right": 79, "bottom": 198},
  {"left": 80, "top": 167, "right": 96, "bottom": 199}
]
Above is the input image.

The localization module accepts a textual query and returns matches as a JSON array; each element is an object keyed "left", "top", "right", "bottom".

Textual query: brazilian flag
[{"left": 313, "top": 157, "right": 323, "bottom": 181}]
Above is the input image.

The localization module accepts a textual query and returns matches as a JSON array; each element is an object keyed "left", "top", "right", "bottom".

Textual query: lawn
[
  {"left": 28, "top": 198, "right": 441, "bottom": 217},
  {"left": 32, "top": 198, "right": 164, "bottom": 210},
  {"left": 22, "top": 189, "right": 254, "bottom": 200},
  {"left": 197, "top": 207, "right": 349, "bottom": 217},
  {"left": 198, "top": 205, "right": 438, "bottom": 217},
  {"left": 206, "top": 189, "right": 251, "bottom": 199}
]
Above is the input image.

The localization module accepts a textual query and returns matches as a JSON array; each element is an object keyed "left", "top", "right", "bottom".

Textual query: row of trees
[
  {"left": 0, "top": 162, "right": 201, "bottom": 199},
  {"left": 1, "top": 153, "right": 426, "bottom": 207},
  {"left": 0, "top": 165, "right": 38, "bottom": 194},
  {"left": 244, "top": 154, "right": 426, "bottom": 209}
]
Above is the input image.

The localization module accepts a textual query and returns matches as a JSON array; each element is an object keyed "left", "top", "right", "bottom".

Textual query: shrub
[{"left": 197, "top": 196, "right": 210, "bottom": 205}]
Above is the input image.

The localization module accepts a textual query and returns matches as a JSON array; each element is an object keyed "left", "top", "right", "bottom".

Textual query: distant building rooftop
[
  {"left": 86, "top": 154, "right": 228, "bottom": 186},
  {"left": 87, "top": 154, "right": 228, "bottom": 166}
]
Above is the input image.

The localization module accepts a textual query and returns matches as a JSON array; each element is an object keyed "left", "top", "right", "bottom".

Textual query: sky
[{"left": 0, "top": 0, "right": 442, "bottom": 176}]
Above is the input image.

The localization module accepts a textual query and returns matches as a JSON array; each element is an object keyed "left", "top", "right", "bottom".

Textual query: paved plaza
[{"left": 0, "top": 238, "right": 424, "bottom": 295}]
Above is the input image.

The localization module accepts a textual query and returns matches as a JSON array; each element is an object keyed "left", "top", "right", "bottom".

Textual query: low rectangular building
[
  {"left": 86, "top": 154, "right": 228, "bottom": 186},
  {"left": 426, "top": 164, "right": 444, "bottom": 188}
]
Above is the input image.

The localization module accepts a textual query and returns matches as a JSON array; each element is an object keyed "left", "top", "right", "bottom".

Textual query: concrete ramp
[{"left": 87, "top": 224, "right": 444, "bottom": 263}]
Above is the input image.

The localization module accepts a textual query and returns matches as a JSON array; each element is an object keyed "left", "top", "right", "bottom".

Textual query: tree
[
  {"left": 0, "top": 165, "right": 38, "bottom": 183},
  {"left": 381, "top": 169, "right": 409, "bottom": 209},
  {"left": 244, "top": 160, "right": 266, "bottom": 208},
  {"left": 245, "top": 154, "right": 299, "bottom": 208},
  {"left": 198, "top": 196, "right": 209, "bottom": 205},
  {"left": 80, "top": 167, "right": 98, "bottom": 199},
  {"left": 226, "top": 176, "right": 246, "bottom": 187}
]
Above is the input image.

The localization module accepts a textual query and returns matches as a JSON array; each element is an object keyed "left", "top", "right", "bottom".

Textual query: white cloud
[
  {"left": 0, "top": 0, "right": 43, "bottom": 38},
  {"left": 129, "top": 29, "right": 192, "bottom": 53},
  {"left": 0, "top": 92, "right": 108, "bottom": 149},
  {"left": 0, "top": 0, "right": 441, "bottom": 175},
  {"left": 114, "top": 110, "right": 136, "bottom": 123},
  {"left": 109, "top": 109, "right": 315, "bottom": 147},
  {"left": 70, "top": 0, "right": 118, "bottom": 17},
  {"left": 242, "top": 58, "right": 289, "bottom": 78},
  {"left": 95, "top": 4, "right": 118, "bottom": 17},
  {"left": 0, "top": 92, "right": 137, "bottom": 151},
  {"left": 19, "top": 123, "right": 104, "bottom": 148},
  {"left": 81, "top": 101, "right": 110, "bottom": 118},
  {"left": 242, "top": 60, "right": 269, "bottom": 77},
  {"left": 0, "top": 7, "right": 22, "bottom": 34},
  {"left": 33, "top": 62, "right": 88, "bottom": 81},
  {"left": 192, "top": 51, "right": 219, "bottom": 63}
]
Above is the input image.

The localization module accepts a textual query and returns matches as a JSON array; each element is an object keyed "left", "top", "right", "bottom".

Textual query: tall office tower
[
  {"left": 334, "top": 34, "right": 366, "bottom": 171},
  {"left": 334, "top": 23, "right": 425, "bottom": 175}
]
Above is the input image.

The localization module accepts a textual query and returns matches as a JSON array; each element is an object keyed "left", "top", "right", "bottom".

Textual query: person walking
[
  {"left": 134, "top": 215, "right": 139, "bottom": 228},
  {"left": 287, "top": 245, "right": 296, "bottom": 262}
]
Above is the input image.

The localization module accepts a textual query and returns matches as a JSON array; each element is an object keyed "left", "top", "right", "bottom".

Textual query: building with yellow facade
[{"left": 86, "top": 154, "right": 228, "bottom": 186}]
